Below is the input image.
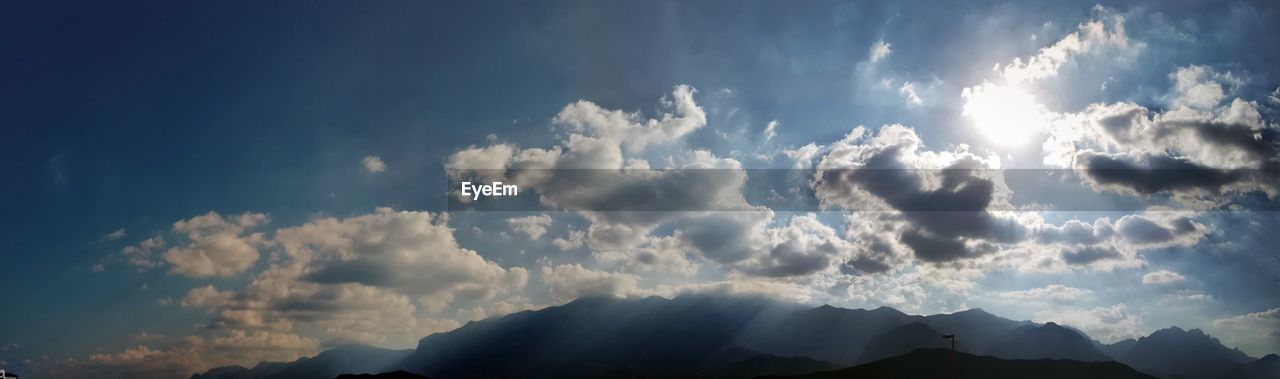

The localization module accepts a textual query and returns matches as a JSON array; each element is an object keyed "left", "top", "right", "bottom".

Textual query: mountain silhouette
[
  {"left": 746, "top": 305, "right": 911, "bottom": 365},
  {"left": 1101, "top": 338, "right": 1137, "bottom": 359},
  {"left": 395, "top": 295, "right": 819, "bottom": 379},
  {"left": 191, "top": 344, "right": 412, "bottom": 379},
  {"left": 1243, "top": 354, "right": 1280, "bottom": 379},
  {"left": 917, "top": 308, "right": 1032, "bottom": 354},
  {"left": 758, "top": 348, "right": 1157, "bottom": 379},
  {"left": 988, "top": 322, "right": 1109, "bottom": 362},
  {"left": 1120, "top": 326, "right": 1254, "bottom": 378},
  {"left": 190, "top": 295, "right": 1265, "bottom": 379},
  {"left": 333, "top": 371, "right": 430, "bottom": 379},
  {"left": 857, "top": 321, "right": 968, "bottom": 363}
]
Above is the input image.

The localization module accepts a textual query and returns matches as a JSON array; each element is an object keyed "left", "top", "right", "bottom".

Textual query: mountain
[
  {"left": 745, "top": 305, "right": 912, "bottom": 364},
  {"left": 333, "top": 371, "right": 430, "bottom": 379},
  {"left": 857, "top": 321, "right": 968, "bottom": 363},
  {"left": 758, "top": 348, "right": 1157, "bottom": 379},
  {"left": 395, "top": 295, "right": 807, "bottom": 379},
  {"left": 1101, "top": 339, "right": 1137, "bottom": 359},
  {"left": 988, "top": 322, "right": 1109, "bottom": 362},
  {"left": 191, "top": 345, "right": 412, "bottom": 379},
  {"left": 191, "top": 295, "right": 1266, "bottom": 379},
  {"left": 918, "top": 308, "right": 1031, "bottom": 354},
  {"left": 1120, "top": 327, "right": 1254, "bottom": 378},
  {"left": 1243, "top": 354, "right": 1280, "bottom": 379}
]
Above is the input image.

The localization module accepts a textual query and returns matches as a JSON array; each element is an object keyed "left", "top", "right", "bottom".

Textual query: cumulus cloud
[
  {"left": 362, "top": 155, "right": 387, "bottom": 173},
  {"left": 1041, "top": 66, "right": 1278, "bottom": 203},
  {"left": 540, "top": 264, "right": 641, "bottom": 304},
  {"left": 163, "top": 212, "right": 268, "bottom": 277},
  {"left": 814, "top": 124, "right": 1028, "bottom": 263},
  {"left": 506, "top": 214, "right": 553, "bottom": 239},
  {"left": 552, "top": 229, "right": 585, "bottom": 251},
  {"left": 1142, "top": 269, "right": 1186, "bottom": 284},
  {"left": 445, "top": 86, "right": 859, "bottom": 279},
  {"left": 1031, "top": 213, "right": 1205, "bottom": 270},
  {"left": 783, "top": 143, "right": 823, "bottom": 169},
  {"left": 165, "top": 208, "right": 528, "bottom": 350}
]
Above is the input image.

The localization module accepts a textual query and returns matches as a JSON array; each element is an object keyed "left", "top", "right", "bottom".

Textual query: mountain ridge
[{"left": 190, "top": 294, "right": 1266, "bottom": 379}]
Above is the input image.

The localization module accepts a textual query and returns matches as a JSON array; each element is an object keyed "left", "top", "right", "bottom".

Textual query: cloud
[
  {"left": 999, "top": 284, "right": 1094, "bottom": 303},
  {"left": 1031, "top": 214, "right": 1206, "bottom": 270},
  {"left": 594, "top": 235, "right": 698, "bottom": 277},
  {"left": 29, "top": 330, "right": 319, "bottom": 379},
  {"left": 783, "top": 143, "right": 822, "bottom": 169},
  {"left": 1214, "top": 307, "right": 1280, "bottom": 356},
  {"left": 869, "top": 40, "right": 891, "bottom": 62},
  {"left": 998, "top": 6, "right": 1140, "bottom": 84},
  {"left": 116, "top": 235, "right": 166, "bottom": 269},
  {"left": 162, "top": 212, "right": 268, "bottom": 278},
  {"left": 102, "top": 228, "right": 127, "bottom": 241},
  {"left": 552, "top": 229, "right": 585, "bottom": 251},
  {"left": 764, "top": 120, "right": 779, "bottom": 141},
  {"left": 163, "top": 208, "right": 528, "bottom": 349},
  {"left": 1142, "top": 269, "right": 1186, "bottom": 284},
  {"left": 1041, "top": 67, "right": 1278, "bottom": 202},
  {"left": 506, "top": 214, "right": 553, "bottom": 239},
  {"left": 813, "top": 124, "right": 1029, "bottom": 263},
  {"left": 898, "top": 82, "right": 922, "bottom": 105},
  {"left": 540, "top": 264, "right": 641, "bottom": 304},
  {"left": 362, "top": 155, "right": 387, "bottom": 173},
  {"left": 1035, "top": 303, "right": 1143, "bottom": 343}
]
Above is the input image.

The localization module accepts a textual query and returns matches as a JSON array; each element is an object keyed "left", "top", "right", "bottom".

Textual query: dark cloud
[
  {"left": 814, "top": 125, "right": 1029, "bottom": 264},
  {"left": 1076, "top": 151, "right": 1248, "bottom": 195},
  {"left": 1061, "top": 246, "right": 1122, "bottom": 265},
  {"left": 1116, "top": 215, "right": 1198, "bottom": 245}
]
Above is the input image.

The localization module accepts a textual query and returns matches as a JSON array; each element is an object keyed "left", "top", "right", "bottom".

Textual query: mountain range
[{"left": 192, "top": 295, "right": 1272, "bottom": 379}]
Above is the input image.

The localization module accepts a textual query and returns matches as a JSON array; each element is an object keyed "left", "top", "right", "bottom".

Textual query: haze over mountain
[{"left": 190, "top": 295, "right": 1273, "bottom": 379}]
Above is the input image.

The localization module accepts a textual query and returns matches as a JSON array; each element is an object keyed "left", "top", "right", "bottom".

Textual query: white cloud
[
  {"left": 1142, "top": 269, "right": 1186, "bottom": 285},
  {"left": 782, "top": 143, "right": 822, "bottom": 169},
  {"left": 540, "top": 264, "right": 641, "bottom": 304},
  {"left": 764, "top": 120, "right": 780, "bottom": 141},
  {"left": 869, "top": 40, "right": 892, "bottom": 62},
  {"left": 362, "top": 155, "right": 387, "bottom": 173},
  {"left": 506, "top": 214, "right": 553, "bottom": 239},
  {"left": 552, "top": 229, "right": 585, "bottom": 251},
  {"left": 103, "top": 228, "right": 127, "bottom": 241},
  {"left": 898, "top": 81, "right": 922, "bottom": 105},
  {"left": 999, "top": 284, "right": 1094, "bottom": 303},
  {"left": 998, "top": 6, "right": 1140, "bottom": 84},
  {"left": 163, "top": 208, "right": 528, "bottom": 350},
  {"left": 163, "top": 212, "right": 268, "bottom": 278}
]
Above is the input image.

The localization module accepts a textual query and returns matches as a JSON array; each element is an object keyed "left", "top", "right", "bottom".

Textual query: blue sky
[{"left": 3, "top": 1, "right": 1280, "bottom": 377}]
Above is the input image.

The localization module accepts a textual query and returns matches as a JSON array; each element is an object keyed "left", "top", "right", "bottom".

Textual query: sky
[{"left": 2, "top": 0, "right": 1280, "bottom": 377}]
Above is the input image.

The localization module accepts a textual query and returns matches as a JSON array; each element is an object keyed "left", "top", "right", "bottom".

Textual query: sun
[{"left": 961, "top": 82, "right": 1048, "bottom": 147}]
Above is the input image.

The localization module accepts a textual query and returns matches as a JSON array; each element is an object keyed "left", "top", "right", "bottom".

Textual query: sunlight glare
[{"left": 961, "top": 82, "right": 1048, "bottom": 147}]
